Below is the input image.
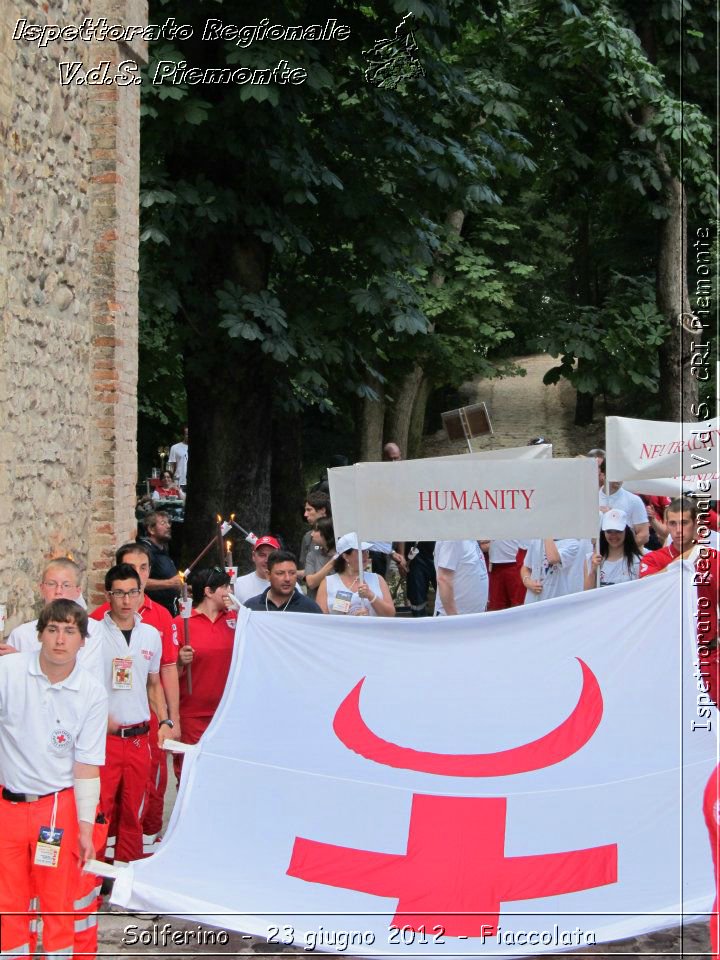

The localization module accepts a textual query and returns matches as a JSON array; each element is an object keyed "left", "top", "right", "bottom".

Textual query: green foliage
[{"left": 541, "top": 275, "right": 670, "bottom": 398}]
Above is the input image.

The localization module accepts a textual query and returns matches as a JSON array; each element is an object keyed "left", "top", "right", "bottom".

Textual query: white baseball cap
[
  {"left": 601, "top": 508, "right": 629, "bottom": 532},
  {"left": 336, "top": 532, "right": 373, "bottom": 554}
]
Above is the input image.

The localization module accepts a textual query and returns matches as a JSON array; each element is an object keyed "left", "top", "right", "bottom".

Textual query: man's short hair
[
  {"left": 306, "top": 491, "right": 331, "bottom": 515},
  {"left": 144, "top": 511, "right": 170, "bottom": 532},
  {"left": 587, "top": 448, "right": 606, "bottom": 459},
  {"left": 43, "top": 556, "right": 81, "bottom": 582},
  {"left": 667, "top": 497, "right": 698, "bottom": 521},
  {"left": 267, "top": 550, "right": 297, "bottom": 572},
  {"left": 104, "top": 563, "right": 141, "bottom": 592},
  {"left": 37, "top": 599, "right": 88, "bottom": 638},
  {"left": 189, "top": 567, "right": 230, "bottom": 604},
  {"left": 116, "top": 541, "right": 152, "bottom": 565}
]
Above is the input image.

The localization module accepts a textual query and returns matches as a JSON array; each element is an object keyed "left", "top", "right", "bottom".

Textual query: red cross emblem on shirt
[
  {"left": 287, "top": 659, "right": 618, "bottom": 937},
  {"left": 55, "top": 733, "right": 66, "bottom": 743}
]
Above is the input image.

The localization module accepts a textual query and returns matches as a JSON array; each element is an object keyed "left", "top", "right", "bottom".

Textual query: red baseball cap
[{"left": 253, "top": 535, "right": 280, "bottom": 551}]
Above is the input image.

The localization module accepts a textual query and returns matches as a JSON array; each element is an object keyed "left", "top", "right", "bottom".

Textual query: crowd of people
[{"left": 0, "top": 437, "right": 717, "bottom": 959}]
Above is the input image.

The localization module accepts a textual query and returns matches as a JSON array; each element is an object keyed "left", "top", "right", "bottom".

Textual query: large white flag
[
  {"left": 113, "top": 568, "right": 716, "bottom": 957},
  {"left": 605, "top": 416, "right": 719, "bottom": 486},
  {"left": 328, "top": 457, "right": 596, "bottom": 541},
  {"left": 327, "top": 445, "right": 552, "bottom": 538}
]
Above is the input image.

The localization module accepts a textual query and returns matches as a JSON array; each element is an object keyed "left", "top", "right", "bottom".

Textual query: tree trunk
[
  {"left": 574, "top": 206, "right": 595, "bottom": 426},
  {"left": 383, "top": 209, "right": 465, "bottom": 456},
  {"left": 183, "top": 350, "right": 273, "bottom": 567},
  {"left": 657, "top": 175, "right": 696, "bottom": 420},
  {"left": 182, "top": 235, "right": 274, "bottom": 563},
  {"left": 635, "top": 20, "right": 696, "bottom": 421},
  {"left": 384, "top": 364, "right": 424, "bottom": 456},
  {"left": 270, "top": 411, "right": 305, "bottom": 555},
  {"left": 359, "top": 377, "right": 385, "bottom": 461},
  {"left": 407, "top": 375, "right": 431, "bottom": 459},
  {"left": 574, "top": 368, "right": 595, "bottom": 426}
]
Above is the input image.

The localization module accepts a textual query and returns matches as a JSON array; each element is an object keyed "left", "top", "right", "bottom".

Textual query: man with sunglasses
[{"left": 96, "top": 564, "right": 174, "bottom": 863}]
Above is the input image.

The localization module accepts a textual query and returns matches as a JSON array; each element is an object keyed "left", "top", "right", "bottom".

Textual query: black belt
[
  {"left": 111, "top": 722, "right": 150, "bottom": 738},
  {"left": 2, "top": 786, "right": 68, "bottom": 803}
]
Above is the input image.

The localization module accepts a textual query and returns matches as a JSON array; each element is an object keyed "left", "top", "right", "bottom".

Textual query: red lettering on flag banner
[
  {"left": 288, "top": 795, "right": 618, "bottom": 937},
  {"left": 333, "top": 659, "right": 602, "bottom": 777},
  {"left": 417, "top": 489, "right": 535, "bottom": 512}
]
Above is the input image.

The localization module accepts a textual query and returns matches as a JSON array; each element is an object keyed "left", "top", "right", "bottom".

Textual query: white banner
[
  {"left": 328, "top": 445, "right": 552, "bottom": 538},
  {"left": 625, "top": 473, "right": 719, "bottom": 498},
  {"left": 113, "top": 569, "right": 716, "bottom": 957},
  {"left": 329, "top": 457, "right": 597, "bottom": 540},
  {"left": 606, "top": 416, "right": 719, "bottom": 484}
]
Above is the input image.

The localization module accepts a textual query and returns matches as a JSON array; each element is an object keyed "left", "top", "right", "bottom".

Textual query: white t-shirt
[
  {"left": 434, "top": 540, "right": 488, "bottom": 616},
  {"left": 489, "top": 540, "right": 521, "bottom": 564},
  {"left": 325, "top": 571, "right": 383, "bottom": 617},
  {"left": 523, "top": 539, "right": 581, "bottom": 604},
  {"left": 168, "top": 441, "right": 189, "bottom": 486},
  {"left": 599, "top": 487, "right": 648, "bottom": 529},
  {"left": 585, "top": 551, "right": 642, "bottom": 586},
  {"left": 235, "top": 571, "right": 301, "bottom": 605},
  {"left": 0, "top": 652, "right": 107, "bottom": 794},
  {"left": 96, "top": 613, "right": 162, "bottom": 726},
  {"left": 8, "top": 617, "right": 105, "bottom": 679}
]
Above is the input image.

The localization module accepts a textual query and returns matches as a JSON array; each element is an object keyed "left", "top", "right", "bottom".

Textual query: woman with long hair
[
  {"left": 584, "top": 509, "right": 644, "bottom": 589},
  {"left": 317, "top": 533, "right": 395, "bottom": 617}
]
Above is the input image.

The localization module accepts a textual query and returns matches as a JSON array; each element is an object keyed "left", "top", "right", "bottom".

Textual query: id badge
[
  {"left": 332, "top": 590, "right": 353, "bottom": 614},
  {"left": 112, "top": 657, "right": 133, "bottom": 690},
  {"left": 408, "top": 546, "right": 419, "bottom": 562},
  {"left": 34, "top": 826, "right": 64, "bottom": 867}
]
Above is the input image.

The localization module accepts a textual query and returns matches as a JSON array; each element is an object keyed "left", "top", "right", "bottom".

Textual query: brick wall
[{"left": 0, "top": 0, "right": 147, "bottom": 627}]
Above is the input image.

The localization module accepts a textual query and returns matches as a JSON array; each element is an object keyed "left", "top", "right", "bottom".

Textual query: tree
[{"left": 140, "top": 0, "right": 530, "bottom": 553}]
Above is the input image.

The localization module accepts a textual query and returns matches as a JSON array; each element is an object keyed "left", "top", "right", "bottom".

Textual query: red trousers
[
  {"left": 72, "top": 814, "right": 109, "bottom": 958},
  {"left": 704, "top": 762, "right": 720, "bottom": 960},
  {"left": 0, "top": 787, "right": 80, "bottom": 958},
  {"left": 173, "top": 714, "right": 211, "bottom": 785},
  {"left": 487, "top": 556, "right": 526, "bottom": 611},
  {"left": 141, "top": 713, "right": 168, "bottom": 836},
  {"left": 99, "top": 732, "right": 151, "bottom": 863}
]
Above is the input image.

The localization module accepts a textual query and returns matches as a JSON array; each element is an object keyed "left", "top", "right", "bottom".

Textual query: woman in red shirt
[{"left": 171, "top": 567, "right": 236, "bottom": 782}]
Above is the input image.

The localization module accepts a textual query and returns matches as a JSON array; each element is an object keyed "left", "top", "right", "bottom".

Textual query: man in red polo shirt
[
  {"left": 639, "top": 496, "right": 719, "bottom": 705},
  {"left": 90, "top": 542, "right": 180, "bottom": 846},
  {"left": 172, "top": 567, "right": 237, "bottom": 783}
]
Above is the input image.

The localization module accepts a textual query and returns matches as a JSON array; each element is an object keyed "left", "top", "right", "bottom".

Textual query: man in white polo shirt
[
  {"left": 97, "top": 563, "right": 175, "bottom": 863},
  {"left": 0, "top": 598, "right": 107, "bottom": 959},
  {"left": 234, "top": 535, "right": 282, "bottom": 604},
  {"left": 0, "top": 557, "right": 103, "bottom": 673},
  {"left": 434, "top": 540, "right": 489, "bottom": 616}
]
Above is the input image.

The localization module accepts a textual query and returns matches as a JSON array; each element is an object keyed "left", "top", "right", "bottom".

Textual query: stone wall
[{"left": 0, "top": 0, "right": 147, "bottom": 626}]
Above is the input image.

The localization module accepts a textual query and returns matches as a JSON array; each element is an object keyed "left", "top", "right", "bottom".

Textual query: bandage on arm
[{"left": 73, "top": 764, "right": 101, "bottom": 823}]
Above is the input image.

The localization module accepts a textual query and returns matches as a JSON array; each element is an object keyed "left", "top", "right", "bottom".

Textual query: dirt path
[{"left": 423, "top": 354, "right": 605, "bottom": 458}]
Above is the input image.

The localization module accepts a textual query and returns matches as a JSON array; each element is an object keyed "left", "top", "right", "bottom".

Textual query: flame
[
  {"left": 226, "top": 540, "right": 232, "bottom": 552},
  {"left": 230, "top": 513, "right": 235, "bottom": 521},
  {"left": 216, "top": 514, "right": 222, "bottom": 523}
]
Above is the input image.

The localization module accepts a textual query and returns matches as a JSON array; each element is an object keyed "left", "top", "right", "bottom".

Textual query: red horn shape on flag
[{"left": 333, "top": 658, "right": 602, "bottom": 776}]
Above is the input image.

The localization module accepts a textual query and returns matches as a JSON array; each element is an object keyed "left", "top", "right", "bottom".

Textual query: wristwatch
[{"left": 159, "top": 718, "right": 174, "bottom": 728}]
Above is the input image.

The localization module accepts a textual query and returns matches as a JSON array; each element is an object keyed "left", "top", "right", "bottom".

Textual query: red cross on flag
[{"left": 113, "top": 566, "right": 716, "bottom": 957}]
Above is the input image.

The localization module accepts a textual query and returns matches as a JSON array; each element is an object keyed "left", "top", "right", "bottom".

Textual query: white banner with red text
[
  {"left": 329, "top": 456, "right": 596, "bottom": 541},
  {"left": 605, "top": 416, "right": 719, "bottom": 486},
  {"left": 112, "top": 567, "right": 717, "bottom": 957},
  {"left": 327, "top": 445, "right": 552, "bottom": 539}
]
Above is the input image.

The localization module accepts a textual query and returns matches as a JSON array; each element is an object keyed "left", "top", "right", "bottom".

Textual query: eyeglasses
[
  {"left": 109, "top": 588, "right": 141, "bottom": 599},
  {"left": 43, "top": 581, "right": 77, "bottom": 591}
]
